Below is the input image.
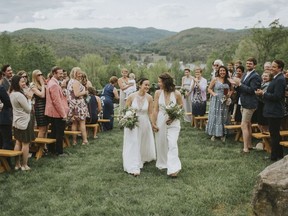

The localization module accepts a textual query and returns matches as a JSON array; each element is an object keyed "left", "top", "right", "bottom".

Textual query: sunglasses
[
  {"left": 22, "top": 76, "right": 28, "bottom": 78},
  {"left": 37, "top": 74, "right": 43, "bottom": 76}
]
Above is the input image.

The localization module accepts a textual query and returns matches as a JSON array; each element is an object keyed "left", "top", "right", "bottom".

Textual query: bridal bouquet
[
  {"left": 179, "top": 87, "right": 188, "bottom": 98},
  {"left": 162, "top": 102, "right": 184, "bottom": 122},
  {"left": 118, "top": 107, "right": 139, "bottom": 130}
]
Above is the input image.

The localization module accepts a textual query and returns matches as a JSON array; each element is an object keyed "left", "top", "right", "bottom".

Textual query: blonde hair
[
  {"left": 129, "top": 73, "right": 135, "bottom": 79},
  {"left": 31, "top": 69, "right": 43, "bottom": 89},
  {"left": 70, "top": 67, "right": 82, "bottom": 79}
]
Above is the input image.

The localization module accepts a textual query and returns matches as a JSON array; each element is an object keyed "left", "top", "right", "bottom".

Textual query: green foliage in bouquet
[
  {"left": 118, "top": 107, "right": 139, "bottom": 130},
  {"left": 162, "top": 102, "right": 185, "bottom": 121},
  {"left": 179, "top": 87, "right": 188, "bottom": 98}
]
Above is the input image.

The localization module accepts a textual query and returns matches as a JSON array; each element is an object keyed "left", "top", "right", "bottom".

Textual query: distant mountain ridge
[{"left": 7, "top": 27, "right": 248, "bottom": 61}]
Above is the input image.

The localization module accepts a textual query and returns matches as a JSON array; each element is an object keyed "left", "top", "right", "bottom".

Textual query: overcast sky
[{"left": 0, "top": 0, "right": 287, "bottom": 32}]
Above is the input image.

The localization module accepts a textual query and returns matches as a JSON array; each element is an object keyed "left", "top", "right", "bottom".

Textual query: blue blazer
[
  {"left": 238, "top": 71, "right": 261, "bottom": 109},
  {"left": 263, "top": 73, "right": 286, "bottom": 118},
  {"left": 0, "top": 85, "right": 12, "bottom": 125}
]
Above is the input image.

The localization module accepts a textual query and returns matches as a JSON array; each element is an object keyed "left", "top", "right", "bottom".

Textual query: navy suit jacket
[
  {"left": 0, "top": 85, "right": 12, "bottom": 125},
  {"left": 263, "top": 73, "right": 286, "bottom": 118},
  {"left": 238, "top": 70, "right": 261, "bottom": 109}
]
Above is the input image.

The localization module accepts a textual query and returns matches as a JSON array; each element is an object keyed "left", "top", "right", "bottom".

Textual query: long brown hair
[{"left": 159, "top": 72, "right": 175, "bottom": 92}]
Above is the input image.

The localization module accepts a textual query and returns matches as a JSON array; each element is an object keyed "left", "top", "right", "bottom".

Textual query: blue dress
[
  {"left": 206, "top": 80, "right": 230, "bottom": 137},
  {"left": 101, "top": 84, "right": 115, "bottom": 131}
]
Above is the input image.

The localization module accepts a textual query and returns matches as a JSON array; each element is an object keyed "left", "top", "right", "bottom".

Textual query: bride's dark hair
[
  {"left": 137, "top": 78, "right": 149, "bottom": 86},
  {"left": 159, "top": 72, "right": 175, "bottom": 92}
]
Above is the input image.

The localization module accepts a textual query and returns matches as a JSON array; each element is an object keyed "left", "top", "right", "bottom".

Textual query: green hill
[
  {"left": 145, "top": 27, "right": 249, "bottom": 62},
  {"left": 8, "top": 27, "right": 249, "bottom": 62}
]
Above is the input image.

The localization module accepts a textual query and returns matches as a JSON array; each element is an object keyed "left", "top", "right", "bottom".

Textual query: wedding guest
[
  {"left": 123, "top": 73, "right": 136, "bottom": 99},
  {"left": 152, "top": 72, "right": 182, "bottom": 177},
  {"left": 206, "top": 66, "right": 232, "bottom": 142},
  {"left": 232, "top": 57, "right": 261, "bottom": 153},
  {"left": 256, "top": 71, "right": 272, "bottom": 134},
  {"left": 181, "top": 68, "right": 193, "bottom": 123},
  {"left": 10, "top": 75, "right": 35, "bottom": 171},
  {"left": 17, "top": 70, "right": 29, "bottom": 90},
  {"left": 30, "top": 70, "right": 48, "bottom": 139},
  {"left": 118, "top": 68, "right": 133, "bottom": 111},
  {"left": 123, "top": 78, "right": 156, "bottom": 176},
  {"left": 256, "top": 60, "right": 286, "bottom": 161},
  {"left": 0, "top": 73, "right": 13, "bottom": 152},
  {"left": 45, "top": 66, "right": 69, "bottom": 156},
  {"left": 67, "top": 67, "right": 89, "bottom": 145},
  {"left": 231, "top": 65, "right": 245, "bottom": 123},
  {"left": 86, "top": 86, "right": 102, "bottom": 139},
  {"left": 101, "top": 76, "right": 119, "bottom": 131},
  {"left": 190, "top": 67, "right": 207, "bottom": 129},
  {"left": 1, "top": 64, "right": 13, "bottom": 91}
]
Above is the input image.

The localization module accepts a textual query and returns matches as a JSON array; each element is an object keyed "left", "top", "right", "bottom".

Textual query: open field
[{"left": 0, "top": 122, "right": 275, "bottom": 216}]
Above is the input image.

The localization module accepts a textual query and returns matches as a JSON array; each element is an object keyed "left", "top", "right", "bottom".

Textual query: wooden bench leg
[
  {"left": 235, "top": 129, "right": 242, "bottom": 141},
  {"left": 0, "top": 157, "right": 11, "bottom": 171},
  {"left": 35, "top": 144, "right": 44, "bottom": 161},
  {"left": 263, "top": 138, "right": 271, "bottom": 153},
  {"left": 63, "top": 135, "right": 70, "bottom": 148}
]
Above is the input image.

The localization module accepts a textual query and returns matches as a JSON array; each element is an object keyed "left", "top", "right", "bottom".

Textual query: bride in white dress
[
  {"left": 152, "top": 72, "right": 183, "bottom": 177},
  {"left": 122, "top": 78, "right": 156, "bottom": 176}
]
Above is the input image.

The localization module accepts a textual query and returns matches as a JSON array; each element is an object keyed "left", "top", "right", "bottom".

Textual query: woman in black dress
[{"left": 31, "top": 70, "right": 48, "bottom": 138}]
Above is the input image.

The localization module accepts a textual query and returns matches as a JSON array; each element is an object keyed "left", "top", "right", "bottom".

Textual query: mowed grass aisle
[{"left": 0, "top": 122, "right": 272, "bottom": 216}]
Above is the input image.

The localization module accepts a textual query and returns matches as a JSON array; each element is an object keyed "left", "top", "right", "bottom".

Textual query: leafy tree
[
  {"left": 0, "top": 32, "right": 19, "bottom": 68},
  {"left": 250, "top": 19, "right": 288, "bottom": 67},
  {"left": 17, "top": 43, "right": 56, "bottom": 75},
  {"left": 79, "top": 54, "right": 104, "bottom": 88},
  {"left": 57, "top": 56, "right": 79, "bottom": 73}
]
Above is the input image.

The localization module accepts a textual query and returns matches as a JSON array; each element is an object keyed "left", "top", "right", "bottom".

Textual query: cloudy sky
[{"left": 0, "top": 0, "right": 287, "bottom": 32}]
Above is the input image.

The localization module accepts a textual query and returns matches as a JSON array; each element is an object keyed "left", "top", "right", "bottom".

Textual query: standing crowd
[{"left": 0, "top": 56, "right": 287, "bottom": 175}]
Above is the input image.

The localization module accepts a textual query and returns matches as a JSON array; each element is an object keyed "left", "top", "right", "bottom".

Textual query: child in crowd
[{"left": 124, "top": 73, "right": 136, "bottom": 99}]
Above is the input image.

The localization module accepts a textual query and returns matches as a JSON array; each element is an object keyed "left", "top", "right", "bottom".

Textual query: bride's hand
[
  {"left": 166, "top": 119, "right": 173, "bottom": 125},
  {"left": 152, "top": 124, "right": 159, "bottom": 132}
]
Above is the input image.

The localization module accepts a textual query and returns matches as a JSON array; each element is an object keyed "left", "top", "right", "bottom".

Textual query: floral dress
[
  {"left": 206, "top": 80, "right": 230, "bottom": 137},
  {"left": 67, "top": 79, "right": 89, "bottom": 121}
]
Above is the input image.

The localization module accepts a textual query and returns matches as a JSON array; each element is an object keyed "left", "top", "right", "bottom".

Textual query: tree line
[{"left": 1, "top": 19, "right": 287, "bottom": 90}]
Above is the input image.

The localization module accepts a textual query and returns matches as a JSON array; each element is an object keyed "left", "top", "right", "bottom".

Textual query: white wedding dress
[
  {"left": 155, "top": 90, "right": 181, "bottom": 175},
  {"left": 122, "top": 94, "right": 156, "bottom": 174}
]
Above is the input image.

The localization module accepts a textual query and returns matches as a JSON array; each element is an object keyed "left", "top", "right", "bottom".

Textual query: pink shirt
[{"left": 45, "top": 77, "right": 69, "bottom": 118}]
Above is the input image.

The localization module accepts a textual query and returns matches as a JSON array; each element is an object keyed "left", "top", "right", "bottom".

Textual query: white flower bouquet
[
  {"left": 162, "top": 102, "right": 184, "bottom": 123},
  {"left": 118, "top": 107, "right": 139, "bottom": 130},
  {"left": 179, "top": 87, "right": 188, "bottom": 98}
]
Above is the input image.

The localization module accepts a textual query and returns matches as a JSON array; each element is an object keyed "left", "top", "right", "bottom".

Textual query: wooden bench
[
  {"left": 193, "top": 116, "right": 208, "bottom": 129},
  {"left": 251, "top": 131, "right": 288, "bottom": 153},
  {"left": 97, "top": 119, "right": 110, "bottom": 131},
  {"left": 280, "top": 141, "right": 288, "bottom": 147},
  {"left": 86, "top": 124, "right": 100, "bottom": 138},
  {"left": 63, "top": 131, "right": 82, "bottom": 147},
  {"left": 225, "top": 123, "right": 258, "bottom": 141},
  {"left": 32, "top": 138, "right": 57, "bottom": 160},
  {"left": 0, "top": 149, "right": 22, "bottom": 172},
  {"left": 34, "top": 129, "right": 81, "bottom": 148}
]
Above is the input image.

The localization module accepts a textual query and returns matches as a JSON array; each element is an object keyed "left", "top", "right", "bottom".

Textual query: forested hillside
[
  {"left": 8, "top": 27, "right": 250, "bottom": 62},
  {"left": 9, "top": 27, "right": 176, "bottom": 59},
  {"left": 1, "top": 20, "right": 287, "bottom": 88}
]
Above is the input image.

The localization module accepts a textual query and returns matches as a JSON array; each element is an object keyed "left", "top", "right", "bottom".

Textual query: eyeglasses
[
  {"left": 37, "top": 74, "right": 43, "bottom": 76},
  {"left": 22, "top": 76, "right": 28, "bottom": 78}
]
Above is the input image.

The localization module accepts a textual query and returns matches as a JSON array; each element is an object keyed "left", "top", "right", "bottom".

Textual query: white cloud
[{"left": 0, "top": 0, "right": 287, "bottom": 32}]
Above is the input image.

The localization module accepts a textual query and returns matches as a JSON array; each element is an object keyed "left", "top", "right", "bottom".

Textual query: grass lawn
[{"left": 0, "top": 122, "right": 274, "bottom": 216}]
